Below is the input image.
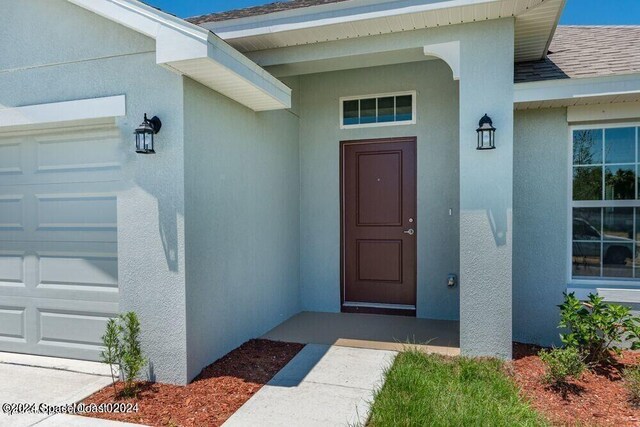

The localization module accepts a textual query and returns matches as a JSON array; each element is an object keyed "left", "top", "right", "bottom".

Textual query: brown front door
[{"left": 341, "top": 137, "right": 417, "bottom": 315}]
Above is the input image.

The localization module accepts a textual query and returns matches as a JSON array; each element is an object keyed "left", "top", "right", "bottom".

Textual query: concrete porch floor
[{"left": 262, "top": 312, "right": 460, "bottom": 356}]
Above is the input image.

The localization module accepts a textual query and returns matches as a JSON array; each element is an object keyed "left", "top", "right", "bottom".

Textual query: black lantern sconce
[
  {"left": 134, "top": 114, "right": 162, "bottom": 154},
  {"left": 476, "top": 114, "right": 496, "bottom": 150}
]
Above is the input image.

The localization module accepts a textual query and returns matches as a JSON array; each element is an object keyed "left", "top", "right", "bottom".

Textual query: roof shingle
[
  {"left": 515, "top": 26, "right": 640, "bottom": 83},
  {"left": 187, "top": 0, "right": 351, "bottom": 25}
]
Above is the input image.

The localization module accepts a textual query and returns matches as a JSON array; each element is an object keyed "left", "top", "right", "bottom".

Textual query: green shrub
[
  {"left": 624, "top": 365, "right": 640, "bottom": 403},
  {"left": 119, "top": 312, "right": 146, "bottom": 396},
  {"left": 558, "top": 292, "right": 640, "bottom": 363},
  {"left": 100, "top": 318, "right": 121, "bottom": 397},
  {"left": 539, "top": 347, "right": 586, "bottom": 385},
  {"left": 100, "top": 312, "right": 147, "bottom": 397}
]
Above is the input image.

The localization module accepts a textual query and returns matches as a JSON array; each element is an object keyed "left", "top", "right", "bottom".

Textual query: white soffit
[
  {"left": 514, "top": 73, "right": 640, "bottom": 110},
  {"left": 66, "top": 0, "right": 291, "bottom": 111},
  {"left": 205, "top": 0, "right": 562, "bottom": 62}
]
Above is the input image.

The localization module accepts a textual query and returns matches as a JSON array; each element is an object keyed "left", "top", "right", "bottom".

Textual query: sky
[{"left": 146, "top": 0, "right": 640, "bottom": 24}]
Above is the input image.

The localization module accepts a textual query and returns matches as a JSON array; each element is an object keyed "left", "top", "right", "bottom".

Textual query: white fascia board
[
  {"left": 0, "top": 96, "right": 126, "bottom": 130},
  {"left": 567, "top": 101, "right": 640, "bottom": 123},
  {"left": 212, "top": 0, "right": 524, "bottom": 40},
  {"left": 67, "top": 0, "right": 291, "bottom": 111},
  {"left": 67, "top": 0, "right": 209, "bottom": 41},
  {"left": 514, "top": 73, "right": 640, "bottom": 105}
]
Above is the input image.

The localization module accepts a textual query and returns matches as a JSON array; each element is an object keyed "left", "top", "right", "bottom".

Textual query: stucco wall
[
  {"left": 0, "top": 0, "right": 188, "bottom": 384},
  {"left": 297, "top": 60, "right": 460, "bottom": 320},
  {"left": 183, "top": 78, "right": 300, "bottom": 381},
  {"left": 513, "top": 108, "right": 569, "bottom": 347}
]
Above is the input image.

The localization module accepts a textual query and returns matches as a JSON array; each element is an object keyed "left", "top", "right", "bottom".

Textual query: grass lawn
[{"left": 368, "top": 350, "right": 548, "bottom": 427}]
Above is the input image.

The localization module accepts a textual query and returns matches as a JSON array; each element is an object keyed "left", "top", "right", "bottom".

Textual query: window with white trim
[
  {"left": 572, "top": 125, "right": 640, "bottom": 281},
  {"left": 340, "top": 92, "right": 416, "bottom": 129}
]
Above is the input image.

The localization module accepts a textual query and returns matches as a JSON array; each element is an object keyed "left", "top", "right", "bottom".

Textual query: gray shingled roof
[
  {"left": 187, "top": 0, "right": 351, "bottom": 24},
  {"left": 515, "top": 26, "right": 640, "bottom": 83}
]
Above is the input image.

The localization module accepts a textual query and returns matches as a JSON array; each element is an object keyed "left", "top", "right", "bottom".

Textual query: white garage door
[{"left": 0, "top": 124, "right": 122, "bottom": 361}]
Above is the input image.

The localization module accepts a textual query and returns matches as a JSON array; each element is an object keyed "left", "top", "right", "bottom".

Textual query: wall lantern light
[
  {"left": 134, "top": 114, "right": 162, "bottom": 154},
  {"left": 476, "top": 113, "right": 496, "bottom": 150}
]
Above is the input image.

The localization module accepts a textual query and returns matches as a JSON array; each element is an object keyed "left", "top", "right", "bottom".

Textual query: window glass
[
  {"left": 571, "top": 126, "right": 640, "bottom": 281},
  {"left": 603, "top": 207, "right": 633, "bottom": 239},
  {"left": 573, "top": 129, "right": 603, "bottom": 165},
  {"left": 343, "top": 100, "right": 359, "bottom": 126},
  {"left": 572, "top": 242, "right": 601, "bottom": 277},
  {"left": 573, "top": 208, "right": 601, "bottom": 241},
  {"left": 605, "top": 165, "right": 635, "bottom": 200},
  {"left": 603, "top": 242, "right": 633, "bottom": 278},
  {"left": 395, "top": 95, "right": 413, "bottom": 122},
  {"left": 341, "top": 93, "right": 415, "bottom": 127},
  {"left": 377, "top": 97, "right": 395, "bottom": 123},
  {"left": 360, "top": 98, "right": 376, "bottom": 124},
  {"left": 573, "top": 166, "right": 602, "bottom": 201},
  {"left": 605, "top": 127, "right": 635, "bottom": 164}
]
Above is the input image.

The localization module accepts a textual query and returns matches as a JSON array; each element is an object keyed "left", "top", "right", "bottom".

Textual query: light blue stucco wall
[
  {"left": 513, "top": 108, "right": 569, "bottom": 347},
  {"left": 298, "top": 60, "right": 460, "bottom": 320},
  {"left": 1, "top": 0, "right": 189, "bottom": 384},
  {"left": 183, "top": 78, "right": 301, "bottom": 381}
]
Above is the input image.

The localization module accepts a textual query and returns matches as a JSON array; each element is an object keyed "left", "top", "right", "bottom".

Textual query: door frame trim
[{"left": 339, "top": 136, "right": 418, "bottom": 316}]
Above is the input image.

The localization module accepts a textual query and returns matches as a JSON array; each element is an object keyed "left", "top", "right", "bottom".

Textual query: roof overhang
[
  {"left": 67, "top": 0, "right": 291, "bottom": 111},
  {"left": 201, "top": 0, "right": 566, "bottom": 62},
  {"left": 514, "top": 73, "right": 640, "bottom": 110}
]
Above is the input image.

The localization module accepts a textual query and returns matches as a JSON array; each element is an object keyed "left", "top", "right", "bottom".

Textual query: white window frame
[
  {"left": 339, "top": 91, "right": 417, "bottom": 130},
  {"left": 568, "top": 121, "right": 640, "bottom": 288}
]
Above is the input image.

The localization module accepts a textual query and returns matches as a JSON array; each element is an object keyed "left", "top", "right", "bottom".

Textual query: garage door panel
[
  {"left": 0, "top": 182, "right": 121, "bottom": 243},
  {"left": 39, "top": 255, "right": 117, "bottom": 289},
  {"left": 0, "top": 125, "right": 121, "bottom": 361},
  {"left": 34, "top": 128, "right": 123, "bottom": 175},
  {"left": 36, "top": 193, "right": 117, "bottom": 232},
  {"left": 0, "top": 297, "right": 118, "bottom": 361},
  {"left": 38, "top": 308, "right": 113, "bottom": 349},
  {"left": 0, "top": 306, "right": 26, "bottom": 343},
  {"left": 0, "top": 241, "right": 118, "bottom": 302},
  {"left": 0, "top": 138, "right": 25, "bottom": 176},
  {"left": 0, "top": 195, "right": 24, "bottom": 231},
  {"left": 0, "top": 252, "right": 26, "bottom": 288},
  {"left": 0, "top": 126, "right": 124, "bottom": 187}
]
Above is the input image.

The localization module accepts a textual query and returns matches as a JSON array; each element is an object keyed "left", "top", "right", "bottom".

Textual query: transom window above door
[
  {"left": 340, "top": 91, "right": 416, "bottom": 129},
  {"left": 571, "top": 125, "right": 640, "bottom": 282}
]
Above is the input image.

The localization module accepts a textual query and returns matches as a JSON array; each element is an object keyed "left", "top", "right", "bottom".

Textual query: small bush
[
  {"left": 539, "top": 347, "right": 586, "bottom": 385},
  {"left": 101, "top": 318, "right": 121, "bottom": 397},
  {"left": 119, "top": 312, "right": 146, "bottom": 397},
  {"left": 624, "top": 365, "right": 640, "bottom": 403},
  {"left": 100, "top": 312, "right": 146, "bottom": 397},
  {"left": 559, "top": 292, "right": 640, "bottom": 363}
]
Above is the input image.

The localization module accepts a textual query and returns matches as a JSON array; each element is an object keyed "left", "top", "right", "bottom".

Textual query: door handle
[{"left": 403, "top": 228, "right": 415, "bottom": 236}]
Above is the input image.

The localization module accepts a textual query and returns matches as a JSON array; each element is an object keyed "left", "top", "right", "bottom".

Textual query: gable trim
[{"left": 66, "top": 0, "right": 291, "bottom": 111}]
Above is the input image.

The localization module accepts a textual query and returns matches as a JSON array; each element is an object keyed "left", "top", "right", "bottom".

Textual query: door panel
[{"left": 342, "top": 137, "right": 417, "bottom": 313}]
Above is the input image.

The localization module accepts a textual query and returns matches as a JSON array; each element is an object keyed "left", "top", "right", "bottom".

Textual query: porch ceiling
[{"left": 195, "top": 0, "right": 565, "bottom": 63}]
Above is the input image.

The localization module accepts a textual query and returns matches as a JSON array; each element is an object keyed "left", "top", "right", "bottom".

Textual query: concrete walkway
[
  {"left": 0, "top": 352, "right": 141, "bottom": 427},
  {"left": 223, "top": 344, "right": 397, "bottom": 427}
]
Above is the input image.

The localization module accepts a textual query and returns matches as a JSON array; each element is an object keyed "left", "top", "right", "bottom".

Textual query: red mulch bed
[
  {"left": 82, "top": 339, "right": 304, "bottom": 427},
  {"left": 511, "top": 343, "right": 640, "bottom": 426}
]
